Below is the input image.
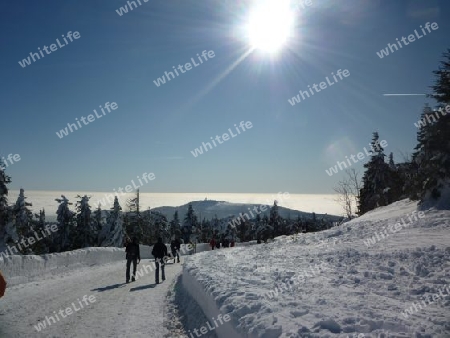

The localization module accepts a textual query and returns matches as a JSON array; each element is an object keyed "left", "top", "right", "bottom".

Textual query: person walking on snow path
[
  {"left": 125, "top": 236, "right": 140, "bottom": 283},
  {"left": 170, "top": 236, "right": 181, "bottom": 263},
  {"left": 152, "top": 237, "right": 168, "bottom": 284},
  {"left": 210, "top": 237, "right": 216, "bottom": 250}
]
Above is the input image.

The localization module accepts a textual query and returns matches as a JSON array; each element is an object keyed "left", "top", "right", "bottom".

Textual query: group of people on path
[
  {"left": 124, "top": 236, "right": 182, "bottom": 285},
  {"left": 209, "top": 237, "right": 235, "bottom": 250}
]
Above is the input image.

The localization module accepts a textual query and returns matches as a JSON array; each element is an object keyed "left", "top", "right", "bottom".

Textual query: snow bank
[
  {"left": 0, "top": 247, "right": 126, "bottom": 287},
  {"left": 0, "top": 242, "right": 217, "bottom": 288},
  {"left": 183, "top": 199, "right": 450, "bottom": 337},
  {"left": 182, "top": 266, "right": 241, "bottom": 338}
]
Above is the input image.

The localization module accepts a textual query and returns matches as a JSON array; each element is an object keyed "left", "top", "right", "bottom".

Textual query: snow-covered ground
[
  {"left": 1, "top": 199, "right": 449, "bottom": 337},
  {"left": 183, "top": 199, "right": 450, "bottom": 337},
  {"left": 1, "top": 255, "right": 183, "bottom": 337}
]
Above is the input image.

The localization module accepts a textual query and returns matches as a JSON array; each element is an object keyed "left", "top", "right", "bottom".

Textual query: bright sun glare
[{"left": 247, "top": 0, "right": 295, "bottom": 54}]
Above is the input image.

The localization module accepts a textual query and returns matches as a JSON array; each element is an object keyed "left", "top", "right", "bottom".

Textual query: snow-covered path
[{"left": 1, "top": 259, "right": 182, "bottom": 338}]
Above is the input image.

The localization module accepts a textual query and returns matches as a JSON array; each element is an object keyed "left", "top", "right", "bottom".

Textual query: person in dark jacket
[
  {"left": 125, "top": 237, "right": 140, "bottom": 283},
  {"left": 170, "top": 237, "right": 181, "bottom": 263},
  {"left": 152, "top": 237, "right": 168, "bottom": 284}
]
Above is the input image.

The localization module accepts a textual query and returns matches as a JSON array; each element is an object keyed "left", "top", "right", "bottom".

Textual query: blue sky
[{"left": 0, "top": 0, "right": 448, "bottom": 194}]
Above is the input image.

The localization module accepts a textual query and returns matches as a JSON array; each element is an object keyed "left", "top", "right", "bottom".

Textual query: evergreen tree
[
  {"left": 99, "top": 197, "right": 124, "bottom": 247},
  {"left": 103, "top": 196, "right": 125, "bottom": 248},
  {"left": 141, "top": 208, "right": 153, "bottom": 245},
  {"left": 411, "top": 49, "right": 450, "bottom": 202},
  {"left": 200, "top": 218, "right": 211, "bottom": 243},
  {"left": 269, "top": 201, "right": 281, "bottom": 236},
  {"left": 14, "top": 189, "right": 33, "bottom": 247},
  {"left": 151, "top": 211, "right": 170, "bottom": 243},
  {"left": 182, "top": 203, "right": 198, "bottom": 243},
  {"left": 388, "top": 152, "right": 395, "bottom": 170},
  {"left": 358, "top": 132, "right": 391, "bottom": 214},
  {"left": 238, "top": 217, "right": 250, "bottom": 242},
  {"left": 0, "top": 160, "right": 11, "bottom": 232},
  {"left": 55, "top": 195, "right": 75, "bottom": 251},
  {"left": 74, "top": 195, "right": 95, "bottom": 248},
  {"left": 429, "top": 49, "right": 450, "bottom": 103},
  {"left": 31, "top": 209, "right": 50, "bottom": 254},
  {"left": 92, "top": 204, "right": 104, "bottom": 244},
  {"left": 169, "top": 210, "right": 181, "bottom": 239},
  {"left": 126, "top": 189, "right": 143, "bottom": 240},
  {"left": 256, "top": 214, "right": 272, "bottom": 243},
  {"left": 386, "top": 153, "right": 404, "bottom": 203}
]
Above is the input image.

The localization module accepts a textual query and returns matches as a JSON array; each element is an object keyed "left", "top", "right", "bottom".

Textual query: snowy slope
[{"left": 183, "top": 199, "right": 450, "bottom": 337}]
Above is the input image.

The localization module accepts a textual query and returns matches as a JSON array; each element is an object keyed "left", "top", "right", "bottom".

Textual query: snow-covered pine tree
[
  {"left": 151, "top": 210, "right": 170, "bottom": 242},
  {"left": 388, "top": 152, "right": 395, "bottom": 170},
  {"left": 92, "top": 203, "right": 104, "bottom": 244},
  {"left": 126, "top": 189, "right": 143, "bottom": 240},
  {"left": 9, "top": 189, "right": 34, "bottom": 253},
  {"left": 99, "top": 196, "right": 124, "bottom": 247},
  {"left": 269, "top": 201, "right": 281, "bottom": 236},
  {"left": 200, "top": 218, "right": 211, "bottom": 243},
  {"left": 169, "top": 210, "right": 181, "bottom": 239},
  {"left": 358, "top": 132, "right": 391, "bottom": 215},
  {"left": 31, "top": 209, "right": 49, "bottom": 254},
  {"left": 226, "top": 222, "right": 237, "bottom": 243},
  {"left": 0, "top": 160, "right": 11, "bottom": 232},
  {"left": 386, "top": 153, "right": 404, "bottom": 203},
  {"left": 256, "top": 214, "right": 272, "bottom": 243},
  {"left": 182, "top": 203, "right": 198, "bottom": 243},
  {"left": 411, "top": 49, "right": 450, "bottom": 202},
  {"left": 238, "top": 215, "right": 250, "bottom": 242},
  {"left": 73, "top": 195, "right": 95, "bottom": 249},
  {"left": 140, "top": 208, "right": 153, "bottom": 244},
  {"left": 55, "top": 195, "right": 75, "bottom": 251}
]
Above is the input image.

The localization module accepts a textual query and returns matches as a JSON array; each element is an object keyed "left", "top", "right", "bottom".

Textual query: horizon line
[{"left": 7, "top": 189, "right": 337, "bottom": 195}]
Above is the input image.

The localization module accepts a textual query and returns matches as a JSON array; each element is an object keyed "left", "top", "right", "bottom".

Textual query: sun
[{"left": 246, "top": 0, "right": 295, "bottom": 54}]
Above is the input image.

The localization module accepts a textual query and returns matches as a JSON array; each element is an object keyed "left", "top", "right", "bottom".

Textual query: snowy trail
[{"left": 1, "top": 259, "right": 182, "bottom": 337}]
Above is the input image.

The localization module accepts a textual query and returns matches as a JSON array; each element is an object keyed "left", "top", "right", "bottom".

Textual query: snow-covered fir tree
[
  {"left": 269, "top": 201, "right": 282, "bottom": 236},
  {"left": 140, "top": 208, "right": 153, "bottom": 244},
  {"left": 74, "top": 195, "right": 95, "bottom": 248},
  {"left": 9, "top": 189, "right": 34, "bottom": 253},
  {"left": 92, "top": 204, "right": 104, "bottom": 243},
  {"left": 358, "top": 132, "right": 391, "bottom": 215},
  {"left": 99, "top": 196, "right": 124, "bottom": 247},
  {"left": 126, "top": 189, "right": 143, "bottom": 240},
  {"left": 411, "top": 50, "right": 450, "bottom": 202},
  {"left": 0, "top": 160, "right": 11, "bottom": 231},
  {"left": 55, "top": 195, "right": 75, "bottom": 251},
  {"left": 150, "top": 210, "right": 170, "bottom": 242},
  {"left": 182, "top": 203, "right": 198, "bottom": 243},
  {"left": 199, "top": 218, "right": 211, "bottom": 243},
  {"left": 386, "top": 153, "right": 405, "bottom": 203},
  {"left": 169, "top": 210, "right": 181, "bottom": 239},
  {"left": 30, "top": 209, "right": 50, "bottom": 254},
  {"left": 256, "top": 214, "right": 272, "bottom": 243},
  {"left": 388, "top": 152, "right": 395, "bottom": 170}
]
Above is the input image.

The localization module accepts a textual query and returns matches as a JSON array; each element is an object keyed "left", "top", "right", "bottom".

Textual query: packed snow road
[{"left": 1, "top": 259, "right": 182, "bottom": 338}]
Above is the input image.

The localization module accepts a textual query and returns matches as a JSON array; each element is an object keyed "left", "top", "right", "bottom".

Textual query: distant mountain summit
[{"left": 151, "top": 199, "right": 340, "bottom": 221}]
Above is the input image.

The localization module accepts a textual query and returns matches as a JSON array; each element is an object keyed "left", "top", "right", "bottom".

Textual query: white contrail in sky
[{"left": 383, "top": 94, "right": 426, "bottom": 96}]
